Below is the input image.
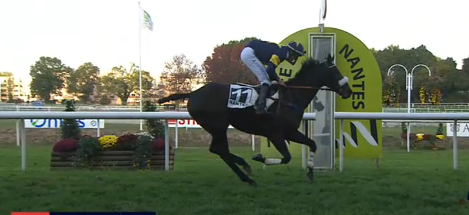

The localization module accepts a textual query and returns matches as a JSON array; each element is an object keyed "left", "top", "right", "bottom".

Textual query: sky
[{"left": 0, "top": 0, "right": 467, "bottom": 84}]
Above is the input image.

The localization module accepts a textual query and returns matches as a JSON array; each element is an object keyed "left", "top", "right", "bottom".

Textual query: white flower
[{"left": 135, "top": 132, "right": 154, "bottom": 140}]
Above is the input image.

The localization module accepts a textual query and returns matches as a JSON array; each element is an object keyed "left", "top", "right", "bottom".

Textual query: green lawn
[{"left": 1, "top": 146, "right": 469, "bottom": 215}]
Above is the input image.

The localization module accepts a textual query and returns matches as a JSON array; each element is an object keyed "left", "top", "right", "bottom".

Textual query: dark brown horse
[{"left": 158, "top": 54, "right": 352, "bottom": 186}]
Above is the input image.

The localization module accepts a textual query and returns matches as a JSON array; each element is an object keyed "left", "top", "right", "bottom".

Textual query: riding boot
[{"left": 255, "top": 83, "right": 269, "bottom": 115}]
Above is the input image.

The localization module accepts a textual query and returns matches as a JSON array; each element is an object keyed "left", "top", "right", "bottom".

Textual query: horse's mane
[{"left": 286, "top": 57, "right": 321, "bottom": 84}]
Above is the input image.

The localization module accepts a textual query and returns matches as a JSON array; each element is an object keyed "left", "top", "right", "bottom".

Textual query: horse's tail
[{"left": 157, "top": 93, "right": 191, "bottom": 104}]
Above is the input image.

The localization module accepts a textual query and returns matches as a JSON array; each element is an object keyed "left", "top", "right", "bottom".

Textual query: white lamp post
[{"left": 387, "top": 64, "right": 432, "bottom": 152}]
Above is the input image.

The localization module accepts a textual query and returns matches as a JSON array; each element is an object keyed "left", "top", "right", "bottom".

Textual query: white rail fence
[
  {"left": 4, "top": 105, "right": 469, "bottom": 113},
  {"left": 0, "top": 111, "right": 466, "bottom": 172}
]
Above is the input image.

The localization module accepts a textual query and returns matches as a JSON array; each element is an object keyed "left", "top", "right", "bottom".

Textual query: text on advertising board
[
  {"left": 24, "top": 119, "right": 105, "bottom": 129},
  {"left": 168, "top": 119, "right": 233, "bottom": 128}
]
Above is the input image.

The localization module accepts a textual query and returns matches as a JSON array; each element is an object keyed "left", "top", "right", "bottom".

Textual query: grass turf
[{"left": 1, "top": 146, "right": 469, "bottom": 215}]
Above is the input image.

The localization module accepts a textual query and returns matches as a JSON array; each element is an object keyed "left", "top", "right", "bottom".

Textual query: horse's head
[
  {"left": 286, "top": 54, "right": 353, "bottom": 101},
  {"left": 321, "top": 54, "right": 352, "bottom": 99}
]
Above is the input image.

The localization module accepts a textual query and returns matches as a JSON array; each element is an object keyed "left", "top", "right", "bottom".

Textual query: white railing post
[
  {"left": 301, "top": 120, "right": 307, "bottom": 170},
  {"left": 16, "top": 106, "right": 20, "bottom": 147},
  {"left": 339, "top": 119, "right": 344, "bottom": 172},
  {"left": 97, "top": 119, "right": 101, "bottom": 137},
  {"left": 251, "top": 135, "right": 255, "bottom": 152},
  {"left": 20, "top": 119, "right": 26, "bottom": 172},
  {"left": 453, "top": 119, "right": 458, "bottom": 170},
  {"left": 16, "top": 119, "right": 20, "bottom": 146},
  {"left": 164, "top": 119, "right": 170, "bottom": 171},
  {"left": 175, "top": 119, "right": 178, "bottom": 149}
]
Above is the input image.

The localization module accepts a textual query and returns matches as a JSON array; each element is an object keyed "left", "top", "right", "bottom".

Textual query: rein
[
  {"left": 284, "top": 85, "right": 335, "bottom": 92},
  {"left": 275, "top": 84, "right": 336, "bottom": 115}
]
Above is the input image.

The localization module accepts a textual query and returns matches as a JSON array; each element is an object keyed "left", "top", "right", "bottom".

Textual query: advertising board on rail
[
  {"left": 168, "top": 119, "right": 233, "bottom": 129},
  {"left": 24, "top": 119, "right": 105, "bottom": 129},
  {"left": 446, "top": 122, "right": 469, "bottom": 137}
]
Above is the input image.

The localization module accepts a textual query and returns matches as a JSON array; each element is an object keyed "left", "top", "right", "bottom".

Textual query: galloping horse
[{"left": 158, "top": 54, "right": 353, "bottom": 186}]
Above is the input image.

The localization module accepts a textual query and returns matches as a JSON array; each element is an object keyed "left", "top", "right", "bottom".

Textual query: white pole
[
  {"left": 164, "top": 119, "right": 170, "bottom": 171},
  {"left": 97, "top": 119, "right": 101, "bottom": 137},
  {"left": 453, "top": 119, "right": 458, "bottom": 170},
  {"left": 406, "top": 74, "right": 411, "bottom": 152},
  {"left": 16, "top": 106, "right": 20, "bottom": 146},
  {"left": 175, "top": 120, "right": 178, "bottom": 149},
  {"left": 251, "top": 135, "right": 255, "bottom": 152},
  {"left": 138, "top": 1, "right": 143, "bottom": 131},
  {"left": 301, "top": 120, "right": 307, "bottom": 170},
  {"left": 20, "top": 119, "right": 26, "bottom": 172},
  {"left": 339, "top": 119, "right": 344, "bottom": 172},
  {"left": 407, "top": 64, "right": 432, "bottom": 152},
  {"left": 387, "top": 64, "right": 410, "bottom": 152},
  {"left": 16, "top": 119, "right": 20, "bottom": 146}
]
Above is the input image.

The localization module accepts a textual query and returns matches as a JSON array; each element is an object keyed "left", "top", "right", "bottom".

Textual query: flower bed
[
  {"left": 50, "top": 133, "right": 175, "bottom": 171},
  {"left": 400, "top": 122, "right": 445, "bottom": 150}
]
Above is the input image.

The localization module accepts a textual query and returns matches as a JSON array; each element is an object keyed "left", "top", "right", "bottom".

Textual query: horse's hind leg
[
  {"left": 229, "top": 153, "right": 252, "bottom": 175},
  {"left": 206, "top": 126, "right": 257, "bottom": 186}
]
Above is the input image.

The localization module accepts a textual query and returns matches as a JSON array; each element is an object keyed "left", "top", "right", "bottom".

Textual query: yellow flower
[
  {"left": 416, "top": 133, "right": 424, "bottom": 141},
  {"left": 98, "top": 135, "right": 118, "bottom": 148},
  {"left": 419, "top": 86, "right": 426, "bottom": 104}
]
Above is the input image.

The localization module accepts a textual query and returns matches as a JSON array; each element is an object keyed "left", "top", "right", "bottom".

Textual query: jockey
[{"left": 240, "top": 39, "right": 306, "bottom": 115}]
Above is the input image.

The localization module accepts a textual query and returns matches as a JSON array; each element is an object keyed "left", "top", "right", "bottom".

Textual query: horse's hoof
[
  {"left": 251, "top": 154, "right": 265, "bottom": 163},
  {"left": 243, "top": 165, "right": 253, "bottom": 175},
  {"left": 247, "top": 180, "right": 258, "bottom": 187},
  {"left": 307, "top": 171, "right": 314, "bottom": 183}
]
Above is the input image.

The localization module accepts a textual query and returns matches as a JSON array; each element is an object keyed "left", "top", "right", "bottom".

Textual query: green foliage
[
  {"left": 73, "top": 135, "right": 102, "bottom": 168},
  {"left": 99, "top": 95, "right": 111, "bottom": 105},
  {"left": 401, "top": 122, "right": 407, "bottom": 133},
  {"left": 133, "top": 135, "right": 153, "bottom": 169},
  {"left": 436, "top": 123, "right": 444, "bottom": 135},
  {"left": 67, "top": 62, "right": 100, "bottom": 104},
  {"left": 374, "top": 45, "right": 469, "bottom": 103},
  {"left": 143, "top": 100, "right": 165, "bottom": 139},
  {"left": 29, "top": 56, "right": 73, "bottom": 103},
  {"left": 66, "top": 133, "right": 158, "bottom": 170},
  {"left": 60, "top": 100, "right": 81, "bottom": 140},
  {"left": 99, "top": 63, "right": 153, "bottom": 105}
]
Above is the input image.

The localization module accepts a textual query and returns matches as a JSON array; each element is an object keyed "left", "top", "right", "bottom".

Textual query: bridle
[
  {"left": 282, "top": 64, "right": 344, "bottom": 93},
  {"left": 274, "top": 64, "right": 345, "bottom": 114}
]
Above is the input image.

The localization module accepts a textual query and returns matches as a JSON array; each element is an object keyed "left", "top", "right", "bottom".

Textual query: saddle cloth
[{"left": 227, "top": 82, "right": 279, "bottom": 109}]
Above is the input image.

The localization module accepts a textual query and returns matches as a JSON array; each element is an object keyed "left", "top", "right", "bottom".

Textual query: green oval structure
[{"left": 260, "top": 26, "right": 382, "bottom": 168}]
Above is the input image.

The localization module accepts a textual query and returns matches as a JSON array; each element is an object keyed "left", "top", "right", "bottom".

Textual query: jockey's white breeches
[{"left": 240, "top": 47, "right": 270, "bottom": 85}]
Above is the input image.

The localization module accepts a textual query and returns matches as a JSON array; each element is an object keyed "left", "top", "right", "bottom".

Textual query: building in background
[{"left": 0, "top": 75, "right": 32, "bottom": 103}]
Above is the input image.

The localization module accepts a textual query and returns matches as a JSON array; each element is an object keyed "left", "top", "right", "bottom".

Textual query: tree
[
  {"left": 30, "top": 56, "right": 72, "bottom": 103},
  {"left": 130, "top": 65, "right": 154, "bottom": 98},
  {"left": 143, "top": 100, "right": 164, "bottom": 138},
  {"left": 202, "top": 37, "right": 258, "bottom": 85},
  {"left": 373, "top": 45, "right": 469, "bottom": 103},
  {"left": 60, "top": 99, "right": 81, "bottom": 140},
  {"left": 160, "top": 54, "right": 204, "bottom": 99},
  {"left": 67, "top": 62, "right": 100, "bottom": 104},
  {"left": 100, "top": 63, "right": 154, "bottom": 105},
  {"left": 462, "top": 57, "right": 469, "bottom": 73}
]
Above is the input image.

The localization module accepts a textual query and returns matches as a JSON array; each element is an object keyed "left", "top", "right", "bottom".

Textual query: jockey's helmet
[{"left": 286, "top": 41, "right": 306, "bottom": 64}]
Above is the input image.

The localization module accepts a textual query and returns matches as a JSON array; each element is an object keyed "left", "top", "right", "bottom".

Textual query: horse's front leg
[
  {"left": 285, "top": 130, "right": 317, "bottom": 183},
  {"left": 252, "top": 134, "right": 291, "bottom": 166}
]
